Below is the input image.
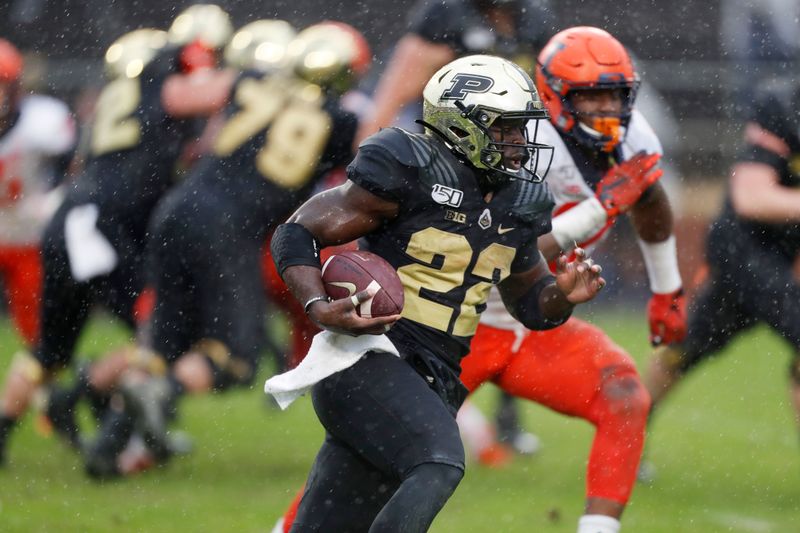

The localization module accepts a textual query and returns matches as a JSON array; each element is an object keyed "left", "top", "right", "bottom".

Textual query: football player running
[
  {"left": 643, "top": 73, "right": 800, "bottom": 472},
  {"left": 80, "top": 21, "right": 369, "bottom": 479},
  {"left": 275, "top": 27, "right": 678, "bottom": 533},
  {"left": 0, "top": 5, "right": 235, "bottom": 467},
  {"left": 361, "top": 0, "right": 557, "bottom": 451},
  {"left": 0, "top": 39, "right": 76, "bottom": 348},
  {"left": 268, "top": 54, "right": 604, "bottom": 532}
]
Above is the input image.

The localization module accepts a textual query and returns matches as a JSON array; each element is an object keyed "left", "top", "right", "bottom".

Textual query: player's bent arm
[
  {"left": 538, "top": 194, "right": 611, "bottom": 262},
  {"left": 629, "top": 182, "right": 682, "bottom": 294},
  {"left": 536, "top": 233, "right": 562, "bottom": 263},
  {"left": 162, "top": 68, "right": 237, "bottom": 118},
  {"left": 272, "top": 181, "right": 401, "bottom": 335},
  {"left": 498, "top": 259, "right": 574, "bottom": 330},
  {"left": 629, "top": 181, "right": 674, "bottom": 243},
  {"left": 730, "top": 161, "right": 800, "bottom": 223},
  {"left": 355, "top": 35, "right": 455, "bottom": 144}
]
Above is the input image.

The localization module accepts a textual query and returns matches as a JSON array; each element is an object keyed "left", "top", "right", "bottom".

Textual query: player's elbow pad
[
  {"left": 511, "top": 274, "right": 572, "bottom": 331},
  {"left": 270, "top": 222, "right": 322, "bottom": 278}
]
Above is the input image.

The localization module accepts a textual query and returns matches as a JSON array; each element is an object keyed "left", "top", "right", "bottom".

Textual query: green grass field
[{"left": 1, "top": 309, "right": 799, "bottom": 532}]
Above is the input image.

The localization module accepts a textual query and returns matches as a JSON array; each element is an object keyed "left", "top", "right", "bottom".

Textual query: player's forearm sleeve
[
  {"left": 550, "top": 196, "right": 609, "bottom": 249},
  {"left": 637, "top": 235, "right": 682, "bottom": 294},
  {"left": 511, "top": 274, "right": 572, "bottom": 330},
  {"left": 271, "top": 223, "right": 321, "bottom": 277}
]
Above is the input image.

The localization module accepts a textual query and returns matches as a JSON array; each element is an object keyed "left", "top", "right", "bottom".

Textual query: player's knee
[
  {"left": 597, "top": 371, "right": 651, "bottom": 425},
  {"left": 173, "top": 352, "right": 214, "bottom": 393},
  {"left": 405, "top": 462, "right": 464, "bottom": 496},
  {"left": 9, "top": 350, "right": 46, "bottom": 386}
]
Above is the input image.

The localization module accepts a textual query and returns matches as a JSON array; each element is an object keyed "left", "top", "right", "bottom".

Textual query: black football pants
[{"left": 290, "top": 352, "right": 465, "bottom": 532}]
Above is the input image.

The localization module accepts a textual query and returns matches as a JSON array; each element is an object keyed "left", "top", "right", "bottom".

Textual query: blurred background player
[
  {"left": 643, "top": 74, "right": 800, "bottom": 477},
  {"left": 355, "top": 0, "right": 553, "bottom": 140},
  {"left": 275, "top": 26, "right": 679, "bottom": 533},
  {"left": 79, "top": 20, "right": 370, "bottom": 478},
  {"left": 0, "top": 4, "right": 236, "bottom": 466},
  {"left": 0, "top": 39, "right": 76, "bottom": 348}
]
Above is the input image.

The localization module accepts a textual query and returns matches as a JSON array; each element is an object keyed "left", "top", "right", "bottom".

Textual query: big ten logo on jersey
[
  {"left": 431, "top": 184, "right": 463, "bottom": 207},
  {"left": 0, "top": 155, "right": 23, "bottom": 206},
  {"left": 91, "top": 77, "right": 142, "bottom": 156},
  {"left": 397, "top": 227, "right": 516, "bottom": 337},
  {"left": 444, "top": 209, "right": 466, "bottom": 224},
  {"left": 213, "top": 75, "right": 332, "bottom": 189}
]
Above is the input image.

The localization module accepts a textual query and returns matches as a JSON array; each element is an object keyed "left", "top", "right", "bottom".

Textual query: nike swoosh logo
[
  {"left": 327, "top": 281, "right": 357, "bottom": 296},
  {"left": 498, "top": 225, "right": 515, "bottom": 235}
]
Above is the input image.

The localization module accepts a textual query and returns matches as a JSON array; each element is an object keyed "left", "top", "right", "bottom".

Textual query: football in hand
[{"left": 321, "top": 250, "right": 404, "bottom": 318}]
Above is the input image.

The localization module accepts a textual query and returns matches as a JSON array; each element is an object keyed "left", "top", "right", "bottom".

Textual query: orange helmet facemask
[{"left": 535, "top": 26, "right": 639, "bottom": 153}]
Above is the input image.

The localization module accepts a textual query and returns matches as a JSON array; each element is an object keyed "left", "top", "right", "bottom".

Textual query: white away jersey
[
  {"left": 480, "top": 111, "right": 663, "bottom": 331},
  {"left": 0, "top": 95, "right": 76, "bottom": 244}
]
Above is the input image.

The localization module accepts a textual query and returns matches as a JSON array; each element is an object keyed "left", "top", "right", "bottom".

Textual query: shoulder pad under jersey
[
  {"left": 359, "top": 127, "right": 433, "bottom": 168},
  {"left": 509, "top": 178, "right": 555, "bottom": 226},
  {"left": 360, "top": 127, "right": 465, "bottom": 189}
]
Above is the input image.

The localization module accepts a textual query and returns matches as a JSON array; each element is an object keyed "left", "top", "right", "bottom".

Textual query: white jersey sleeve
[
  {"left": 620, "top": 110, "right": 662, "bottom": 159},
  {"left": 481, "top": 112, "right": 665, "bottom": 332},
  {"left": 18, "top": 95, "right": 76, "bottom": 155},
  {"left": 0, "top": 95, "right": 76, "bottom": 245}
]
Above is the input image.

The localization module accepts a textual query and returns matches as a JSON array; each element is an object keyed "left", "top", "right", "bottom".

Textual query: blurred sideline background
[
  {"left": 2, "top": 0, "right": 798, "bottom": 305},
  {"left": 2, "top": 3, "right": 800, "bottom": 531}
]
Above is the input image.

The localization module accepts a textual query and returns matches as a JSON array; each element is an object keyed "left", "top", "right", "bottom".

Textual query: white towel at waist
[{"left": 264, "top": 330, "right": 399, "bottom": 410}]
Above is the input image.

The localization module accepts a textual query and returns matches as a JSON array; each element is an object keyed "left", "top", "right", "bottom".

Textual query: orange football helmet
[{"left": 536, "top": 26, "right": 639, "bottom": 152}]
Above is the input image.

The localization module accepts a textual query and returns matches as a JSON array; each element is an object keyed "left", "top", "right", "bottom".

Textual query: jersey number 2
[
  {"left": 397, "top": 227, "right": 516, "bottom": 337},
  {"left": 91, "top": 77, "right": 141, "bottom": 156}
]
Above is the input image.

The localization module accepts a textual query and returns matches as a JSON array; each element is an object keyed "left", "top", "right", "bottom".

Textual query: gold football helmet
[
  {"left": 288, "top": 21, "right": 371, "bottom": 94},
  {"left": 104, "top": 28, "right": 168, "bottom": 79},
  {"left": 223, "top": 20, "right": 296, "bottom": 72},
  {"left": 167, "top": 4, "right": 233, "bottom": 50}
]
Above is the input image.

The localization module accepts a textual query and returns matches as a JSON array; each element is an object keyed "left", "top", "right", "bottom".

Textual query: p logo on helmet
[
  {"left": 442, "top": 74, "right": 494, "bottom": 101},
  {"left": 421, "top": 55, "right": 553, "bottom": 185}
]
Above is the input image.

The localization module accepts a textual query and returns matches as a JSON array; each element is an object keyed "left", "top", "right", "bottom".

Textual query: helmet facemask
[{"left": 563, "top": 83, "right": 639, "bottom": 152}]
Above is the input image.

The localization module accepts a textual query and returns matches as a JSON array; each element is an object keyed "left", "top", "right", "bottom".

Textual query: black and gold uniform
[
  {"left": 353, "top": 127, "right": 553, "bottom": 402},
  {"left": 36, "top": 46, "right": 198, "bottom": 371},
  {"left": 146, "top": 71, "right": 357, "bottom": 388},
  {"left": 290, "top": 127, "right": 554, "bottom": 532},
  {"left": 674, "top": 80, "right": 800, "bottom": 372}
]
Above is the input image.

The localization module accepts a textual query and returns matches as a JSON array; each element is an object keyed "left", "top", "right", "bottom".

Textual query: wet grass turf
[{"left": 1, "top": 309, "right": 799, "bottom": 532}]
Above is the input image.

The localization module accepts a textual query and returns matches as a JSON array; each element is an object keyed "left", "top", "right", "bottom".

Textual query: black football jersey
[
  {"left": 408, "top": 0, "right": 555, "bottom": 73},
  {"left": 188, "top": 70, "right": 357, "bottom": 240},
  {"left": 348, "top": 127, "right": 554, "bottom": 369},
  {"left": 69, "top": 46, "right": 197, "bottom": 243},
  {"left": 715, "top": 80, "right": 800, "bottom": 256}
]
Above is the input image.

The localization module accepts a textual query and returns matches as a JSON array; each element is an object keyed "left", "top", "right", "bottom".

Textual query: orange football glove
[
  {"left": 647, "top": 289, "right": 687, "bottom": 346},
  {"left": 595, "top": 151, "right": 663, "bottom": 217}
]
